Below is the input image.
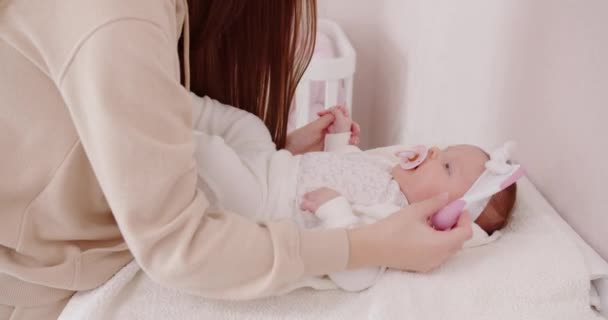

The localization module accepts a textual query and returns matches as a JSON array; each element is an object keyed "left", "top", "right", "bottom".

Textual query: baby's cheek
[
  {"left": 418, "top": 181, "right": 448, "bottom": 201},
  {"left": 447, "top": 192, "right": 461, "bottom": 202},
  {"left": 451, "top": 181, "right": 472, "bottom": 200}
]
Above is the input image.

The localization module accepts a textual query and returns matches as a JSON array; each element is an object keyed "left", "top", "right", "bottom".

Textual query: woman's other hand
[
  {"left": 318, "top": 105, "right": 360, "bottom": 145},
  {"left": 285, "top": 105, "right": 361, "bottom": 155},
  {"left": 347, "top": 193, "right": 473, "bottom": 273},
  {"left": 285, "top": 113, "right": 335, "bottom": 155},
  {"left": 319, "top": 105, "right": 352, "bottom": 134}
]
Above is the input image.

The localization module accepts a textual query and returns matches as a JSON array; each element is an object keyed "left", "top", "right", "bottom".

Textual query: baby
[
  {"left": 191, "top": 94, "right": 518, "bottom": 292},
  {"left": 299, "top": 106, "right": 517, "bottom": 235}
]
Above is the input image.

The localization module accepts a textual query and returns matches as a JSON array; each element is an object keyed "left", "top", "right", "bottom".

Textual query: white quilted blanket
[{"left": 58, "top": 178, "right": 604, "bottom": 320}]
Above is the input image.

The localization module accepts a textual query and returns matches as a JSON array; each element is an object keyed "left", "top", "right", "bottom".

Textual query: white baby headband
[
  {"left": 431, "top": 141, "right": 526, "bottom": 230},
  {"left": 463, "top": 141, "right": 524, "bottom": 220}
]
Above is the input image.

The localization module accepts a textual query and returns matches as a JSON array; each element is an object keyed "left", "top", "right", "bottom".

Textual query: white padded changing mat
[{"left": 59, "top": 178, "right": 604, "bottom": 320}]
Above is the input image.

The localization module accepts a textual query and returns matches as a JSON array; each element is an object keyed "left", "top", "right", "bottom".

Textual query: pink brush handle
[{"left": 431, "top": 199, "right": 466, "bottom": 230}]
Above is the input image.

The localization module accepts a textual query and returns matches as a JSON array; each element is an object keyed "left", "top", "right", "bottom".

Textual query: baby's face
[{"left": 391, "top": 145, "right": 489, "bottom": 203}]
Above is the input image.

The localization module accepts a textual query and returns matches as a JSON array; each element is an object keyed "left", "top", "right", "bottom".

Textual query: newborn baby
[
  {"left": 191, "top": 94, "right": 517, "bottom": 292},
  {"left": 298, "top": 106, "right": 516, "bottom": 235}
]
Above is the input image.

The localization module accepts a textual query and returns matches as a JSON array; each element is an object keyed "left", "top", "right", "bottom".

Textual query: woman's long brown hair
[{"left": 181, "top": 0, "right": 317, "bottom": 148}]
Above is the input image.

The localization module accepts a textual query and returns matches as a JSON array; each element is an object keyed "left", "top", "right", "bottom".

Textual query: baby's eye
[{"left": 444, "top": 163, "right": 451, "bottom": 174}]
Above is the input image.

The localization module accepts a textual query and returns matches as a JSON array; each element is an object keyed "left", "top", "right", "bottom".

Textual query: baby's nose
[{"left": 427, "top": 146, "right": 440, "bottom": 160}]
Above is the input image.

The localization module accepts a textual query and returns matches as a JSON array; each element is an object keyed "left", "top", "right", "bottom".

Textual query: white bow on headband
[{"left": 464, "top": 141, "right": 524, "bottom": 220}]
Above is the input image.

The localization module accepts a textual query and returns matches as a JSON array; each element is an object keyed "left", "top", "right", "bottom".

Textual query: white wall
[
  {"left": 498, "top": 0, "right": 608, "bottom": 260},
  {"left": 319, "top": 0, "right": 513, "bottom": 149},
  {"left": 317, "top": 1, "right": 383, "bottom": 148},
  {"left": 319, "top": 0, "right": 608, "bottom": 259}
]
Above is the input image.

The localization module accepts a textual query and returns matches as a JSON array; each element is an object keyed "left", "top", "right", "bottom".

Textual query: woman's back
[
  {"left": 1, "top": 4, "right": 352, "bottom": 319},
  {"left": 0, "top": 0, "right": 186, "bottom": 312}
]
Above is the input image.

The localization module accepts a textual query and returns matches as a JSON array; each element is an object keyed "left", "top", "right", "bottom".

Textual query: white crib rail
[{"left": 294, "top": 19, "right": 356, "bottom": 129}]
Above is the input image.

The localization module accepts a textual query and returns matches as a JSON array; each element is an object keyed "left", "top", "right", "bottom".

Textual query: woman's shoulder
[
  {"left": 3, "top": 0, "right": 183, "bottom": 73},
  {"left": 58, "top": 0, "right": 183, "bottom": 39}
]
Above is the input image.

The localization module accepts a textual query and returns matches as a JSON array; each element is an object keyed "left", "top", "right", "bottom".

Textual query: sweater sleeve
[
  {"left": 190, "top": 94, "right": 277, "bottom": 155},
  {"left": 188, "top": 94, "right": 284, "bottom": 219},
  {"left": 315, "top": 198, "right": 385, "bottom": 292},
  {"left": 188, "top": 94, "right": 277, "bottom": 217},
  {"left": 57, "top": 19, "right": 348, "bottom": 299}
]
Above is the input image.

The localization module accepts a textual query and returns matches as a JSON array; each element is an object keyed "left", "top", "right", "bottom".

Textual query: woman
[{"left": 0, "top": 0, "right": 472, "bottom": 319}]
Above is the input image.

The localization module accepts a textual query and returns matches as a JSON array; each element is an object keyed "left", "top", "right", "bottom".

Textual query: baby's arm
[
  {"left": 301, "top": 188, "right": 385, "bottom": 292},
  {"left": 301, "top": 188, "right": 360, "bottom": 227},
  {"left": 325, "top": 132, "right": 361, "bottom": 154}
]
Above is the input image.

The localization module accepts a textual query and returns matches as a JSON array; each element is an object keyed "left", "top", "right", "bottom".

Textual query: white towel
[{"left": 59, "top": 178, "right": 604, "bottom": 320}]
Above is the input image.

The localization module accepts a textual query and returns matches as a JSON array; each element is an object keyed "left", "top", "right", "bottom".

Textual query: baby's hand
[
  {"left": 300, "top": 187, "right": 341, "bottom": 213},
  {"left": 318, "top": 105, "right": 352, "bottom": 134}
]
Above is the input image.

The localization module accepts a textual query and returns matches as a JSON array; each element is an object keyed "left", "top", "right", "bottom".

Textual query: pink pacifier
[{"left": 395, "top": 145, "right": 428, "bottom": 170}]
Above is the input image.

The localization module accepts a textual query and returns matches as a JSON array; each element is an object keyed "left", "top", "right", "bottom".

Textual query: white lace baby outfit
[{"left": 294, "top": 148, "right": 408, "bottom": 228}]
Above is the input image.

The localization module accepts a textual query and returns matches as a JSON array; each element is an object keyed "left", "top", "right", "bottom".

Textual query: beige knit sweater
[{"left": 0, "top": 0, "right": 348, "bottom": 311}]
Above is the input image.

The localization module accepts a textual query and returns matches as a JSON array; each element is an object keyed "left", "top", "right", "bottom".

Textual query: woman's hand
[
  {"left": 319, "top": 105, "right": 352, "bottom": 134},
  {"left": 300, "top": 187, "right": 341, "bottom": 213},
  {"left": 346, "top": 193, "right": 473, "bottom": 273},
  {"left": 285, "top": 113, "right": 335, "bottom": 155},
  {"left": 285, "top": 105, "right": 361, "bottom": 155},
  {"left": 318, "top": 105, "right": 360, "bottom": 145}
]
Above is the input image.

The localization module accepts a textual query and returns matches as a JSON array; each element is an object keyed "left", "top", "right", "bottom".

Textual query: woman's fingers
[
  {"left": 317, "top": 106, "right": 359, "bottom": 143},
  {"left": 346, "top": 192, "right": 473, "bottom": 272},
  {"left": 349, "top": 121, "right": 361, "bottom": 145},
  {"left": 445, "top": 211, "right": 473, "bottom": 245},
  {"left": 413, "top": 194, "right": 472, "bottom": 248},
  {"left": 410, "top": 192, "right": 450, "bottom": 221},
  {"left": 300, "top": 199, "right": 313, "bottom": 212},
  {"left": 285, "top": 113, "right": 335, "bottom": 154},
  {"left": 288, "top": 105, "right": 359, "bottom": 153},
  {"left": 317, "top": 105, "right": 349, "bottom": 117},
  {"left": 310, "top": 113, "right": 335, "bottom": 130},
  {"left": 336, "top": 105, "right": 349, "bottom": 117},
  {"left": 427, "top": 212, "right": 472, "bottom": 261},
  {"left": 351, "top": 121, "right": 360, "bottom": 136}
]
